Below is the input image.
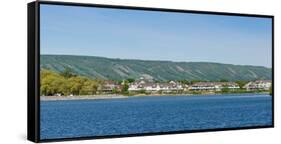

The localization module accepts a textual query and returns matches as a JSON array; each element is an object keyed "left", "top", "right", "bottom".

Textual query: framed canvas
[{"left": 28, "top": 1, "right": 274, "bottom": 142}]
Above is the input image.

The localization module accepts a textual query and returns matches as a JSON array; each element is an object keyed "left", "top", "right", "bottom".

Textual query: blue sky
[{"left": 40, "top": 4, "right": 272, "bottom": 68}]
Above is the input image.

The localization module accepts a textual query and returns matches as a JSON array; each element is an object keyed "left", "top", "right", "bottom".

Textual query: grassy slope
[{"left": 40, "top": 55, "right": 272, "bottom": 81}]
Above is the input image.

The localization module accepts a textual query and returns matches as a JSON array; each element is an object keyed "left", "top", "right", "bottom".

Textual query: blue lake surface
[{"left": 40, "top": 94, "right": 272, "bottom": 140}]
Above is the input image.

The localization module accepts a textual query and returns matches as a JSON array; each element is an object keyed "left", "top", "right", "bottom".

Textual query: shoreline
[
  {"left": 40, "top": 92, "right": 270, "bottom": 101},
  {"left": 40, "top": 95, "right": 129, "bottom": 101}
]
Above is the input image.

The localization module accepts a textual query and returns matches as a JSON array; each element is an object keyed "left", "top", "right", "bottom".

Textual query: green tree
[
  {"left": 41, "top": 69, "right": 105, "bottom": 96},
  {"left": 61, "top": 67, "right": 76, "bottom": 78},
  {"left": 80, "top": 80, "right": 98, "bottom": 95},
  {"left": 121, "top": 81, "right": 129, "bottom": 93},
  {"left": 40, "top": 69, "right": 66, "bottom": 95},
  {"left": 219, "top": 79, "right": 229, "bottom": 82},
  {"left": 235, "top": 80, "right": 248, "bottom": 89},
  {"left": 139, "top": 89, "right": 146, "bottom": 94},
  {"left": 221, "top": 87, "right": 230, "bottom": 93},
  {"left": 112, "top": 88, "right": 119, "bottom": 94},
  {"left": 127, "top": 78, "right": 135, "bottom": 83},
  {"left": 179, "top": 80, "right": 190, "bottom": 85},
  {"left": 190, "top": 80, "right": 203, "bottom": 84},
  {"left": 67, "top": 77, "right": 85, "bottom": 95}
]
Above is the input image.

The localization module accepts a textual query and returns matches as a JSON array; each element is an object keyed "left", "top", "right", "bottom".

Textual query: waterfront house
[
  {"left": 189, "top": 82, "right": 240, "bottom": 91},
  {"left": 128, "top": 79, "right": 183, "bottom": 92},
  {"left": 100, "top": 80, "right": 121, "bottom": 93},
  {"left": 128, "top": 79, "right": 153, "bottom": 91},
  {"left": 243, "top": 80, "right": 272, "bottom": 91}
]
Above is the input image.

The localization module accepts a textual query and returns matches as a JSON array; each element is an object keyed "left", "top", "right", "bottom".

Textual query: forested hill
[{"left": 40, "top": 55, "right": 272, "bottom": 81}]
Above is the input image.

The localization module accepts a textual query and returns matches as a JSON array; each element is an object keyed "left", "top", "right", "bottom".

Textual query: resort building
[
  {"left": 243, "top": 80, "right": 272, "bottom": 91},
  {"left": 189, "top": 82, "right": 240, "bottom": 91},
  {"left": 100, "top": 80, "right": 121, "bottom": 93},
  {"left": 128, "top": 79, "right": 184, "bottom": 92}
]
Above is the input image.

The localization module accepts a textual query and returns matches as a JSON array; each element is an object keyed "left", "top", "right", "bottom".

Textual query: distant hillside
[{"left": 40, "top": 55, "right": 272, "bottom": 81}]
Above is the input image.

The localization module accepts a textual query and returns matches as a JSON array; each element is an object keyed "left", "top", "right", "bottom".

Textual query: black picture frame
[{"left": 28, "top": 1, "right": 274, "bottom": 143}]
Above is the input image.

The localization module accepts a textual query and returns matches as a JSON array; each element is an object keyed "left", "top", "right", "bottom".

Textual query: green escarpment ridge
[{"left": 40, "top": 55, "right": 272, "bottom": 81}]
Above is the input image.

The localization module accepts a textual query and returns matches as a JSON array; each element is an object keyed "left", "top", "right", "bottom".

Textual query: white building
[
  {"left": 128, "top": 79, "right": 183, "bottom": 92},
  {"left": 243, "top": 80, "right": 272, "bottom": 90},
  {"left": 189, "top": 82, "right": 240, "bottom": 91}
]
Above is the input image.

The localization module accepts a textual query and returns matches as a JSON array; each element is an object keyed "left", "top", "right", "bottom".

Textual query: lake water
[{"left": 40, "top": 94, "right": 272, "bottom": 140}]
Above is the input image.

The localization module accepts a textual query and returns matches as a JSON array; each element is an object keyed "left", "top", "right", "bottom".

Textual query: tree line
[
  {"left": 40, "top": 68, "right": 271, "bottom": 96},
  {"left": 40, "top": 68, "right": 103, "bottom": 96}
]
